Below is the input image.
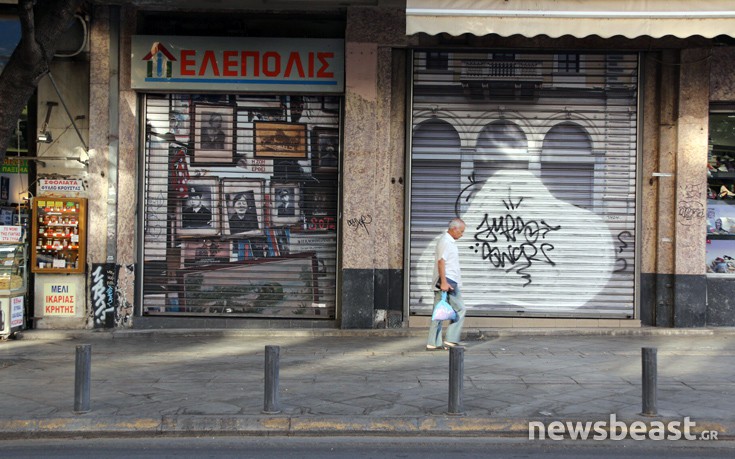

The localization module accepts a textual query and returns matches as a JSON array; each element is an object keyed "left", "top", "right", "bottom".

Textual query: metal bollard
[
  {"left": 447, "top": 346, "right": 465, "bottom": 416},
  {"left": 74, "top": 344, "right": 92, "bottom": 414},
  {"left": 641, "top": 347, "right": 658, "bottom": 417},
  {"left": 263, "top": 345, "right": 281, "bottom": 414}
]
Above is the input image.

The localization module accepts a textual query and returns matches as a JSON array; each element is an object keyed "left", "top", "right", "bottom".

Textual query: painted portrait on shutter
[
  {"left": 193, "top": 104, "right": 236, "bottom": 165},
  {"left": 176, "top": 177, "right": 220, "bottom": 237},
  {"left": 222, "top": 179, "right": 265, "bottom": 237}
]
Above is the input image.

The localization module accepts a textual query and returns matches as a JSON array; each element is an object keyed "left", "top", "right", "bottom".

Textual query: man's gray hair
[{"left": 448, "top": 218, "right": 465, "bottom": 230}]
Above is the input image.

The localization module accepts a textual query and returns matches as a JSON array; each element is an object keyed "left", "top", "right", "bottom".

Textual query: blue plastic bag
[{"left": 431, "top": 291, "right": 456, "bottom": 321}]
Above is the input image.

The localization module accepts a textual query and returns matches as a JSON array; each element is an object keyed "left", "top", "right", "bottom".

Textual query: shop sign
[
  {"left": 43, "top": 283, "right": 76, "bottom": 316},
  {"left": 131, "top": 36, "right": 344, "bottom": 93},
  {"left": 1, "top": 158, "right": 29, "bottom": 173},
  {"left": 0, "top": 225, "right": 23, "bottom": 243},
  {"left": 39, "top": 179, "right": 84, "bottom": 192},
  {"left": 10, "top": 296, "right": 23, "bottom": 328}
]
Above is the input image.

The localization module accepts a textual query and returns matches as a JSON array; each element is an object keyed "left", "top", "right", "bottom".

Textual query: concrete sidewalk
[{"left": 1, "top": 328, "right": 734, "bottom": 439}]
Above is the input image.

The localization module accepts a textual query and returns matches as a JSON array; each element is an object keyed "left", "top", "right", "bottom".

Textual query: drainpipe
[{"left": 106, "top": 6, "right": 120, "bottom": 264}]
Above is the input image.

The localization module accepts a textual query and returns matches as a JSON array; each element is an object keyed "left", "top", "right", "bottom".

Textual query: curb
[
  {"left": 14, "top": 327, "right": 735, "bottom": 341},
  {"left": 0, "top": 416, "right": 731, "bottom": 440}
]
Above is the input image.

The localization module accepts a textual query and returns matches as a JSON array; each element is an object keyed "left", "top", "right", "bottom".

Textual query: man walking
[{"left": 427, "top": 217, "right": 467, "bottom": 350}]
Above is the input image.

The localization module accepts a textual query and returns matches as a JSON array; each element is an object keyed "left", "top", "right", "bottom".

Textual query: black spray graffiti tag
[
  {"left": 678, "top": 183, "right": 705, "bottom": 226},
  {"left": 472, "top": 189, "right": 561, "bottom": 287},
  {"left": 614, "top": 230, "right": 633, "bottom": 273},
  {"left": 91, "top": 263, "right": 118, "bottom": 328},
  {"left": 455, "top": 172, "right": 480, "bottom": 216},
  {"left": 347, "top": 214, "right": 372, "bottom": 235}
]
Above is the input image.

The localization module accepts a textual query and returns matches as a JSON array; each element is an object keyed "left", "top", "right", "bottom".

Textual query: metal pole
[
  {"left": 263, "top": 345, "right": 281, "bottom": 414},
  {"left": 74, "top": 344, "right": 91, "bottom": 414},
  {"left": 447, "top": 346, "right": 465, "bottom": 415},
  {"left": 641, "top": 347, "right": 658, "bottom": 416}
]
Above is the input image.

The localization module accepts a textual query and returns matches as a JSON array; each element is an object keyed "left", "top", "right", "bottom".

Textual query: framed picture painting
[
  {"left": 254, "top": 122, "right": 307, "bottom": 159},
  {"left": 271, "top": 182, "right": 301, "bottom": 225},
  {"left": 192, "top": 104, "right": 236, "bottom": 165},
  {"left": 222, "top": 179, "right": 265, "bottom": 237},
  {"left": 311, "top": 127, "right": 339, "bottom": 172},
  {"left": 176, "top": 177, "right": 220, "bottom": 237}
]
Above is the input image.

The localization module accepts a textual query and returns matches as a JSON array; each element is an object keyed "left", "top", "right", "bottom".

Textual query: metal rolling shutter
[
  {"left": 142, "top": 94, "right": 340, "bottom": 319},
  {"left": 409, "top": 51, "right": 638, "bottom": 318}
]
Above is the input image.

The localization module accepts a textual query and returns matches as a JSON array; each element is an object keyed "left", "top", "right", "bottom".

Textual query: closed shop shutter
[
  {"left": 408, "top": 51, "right": 638, "bottom": 318},
  {"left": 142, "top": 94, "right": 340, "bottom": 319}
]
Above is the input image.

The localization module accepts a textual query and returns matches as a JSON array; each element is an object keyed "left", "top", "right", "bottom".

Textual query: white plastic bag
[{"left": 431, "top": 291, "right": 456, "bottom": 321}]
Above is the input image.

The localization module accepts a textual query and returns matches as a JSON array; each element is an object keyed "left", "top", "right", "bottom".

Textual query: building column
[
  {"left": 672, "top": 48, "right": 710, "bottom": 327},
  {"left": 114, "top": 5, "right": 138, "bottom": 324},
  {"left": 340, "top": 7, "right": 406, "bottom": 328},
  {"left": 87, "top": 5, "right": 112, "bottom": 327},
  {"left": 650, "top": 50, "right": 678, "bottom": 327}
]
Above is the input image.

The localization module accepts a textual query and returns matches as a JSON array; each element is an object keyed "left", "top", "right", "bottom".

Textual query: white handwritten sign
[
  {"left": 10, "top": 296, "right": 24, "bottom": 328},
  {"left": 0, "top": 226, "right": 23, "bottom": 243}
]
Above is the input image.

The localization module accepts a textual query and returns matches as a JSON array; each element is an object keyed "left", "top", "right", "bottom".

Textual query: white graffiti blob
[{"left": 415, "top": 169, "right": 616, "bottom": 311}]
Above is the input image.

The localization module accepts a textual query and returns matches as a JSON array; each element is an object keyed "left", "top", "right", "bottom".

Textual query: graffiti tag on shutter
[{"left": 91, "top": 263, "right": 118, "bottom": 328}]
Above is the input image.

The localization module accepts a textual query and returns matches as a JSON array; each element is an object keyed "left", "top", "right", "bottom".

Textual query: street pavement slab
[{"left": 0, "top": 328, "right": 734, "bottom": 439}]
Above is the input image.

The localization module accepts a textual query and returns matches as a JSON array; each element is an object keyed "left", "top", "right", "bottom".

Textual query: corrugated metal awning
[{"left": 406, "top": 0, "right": 735, "bottom": 39}]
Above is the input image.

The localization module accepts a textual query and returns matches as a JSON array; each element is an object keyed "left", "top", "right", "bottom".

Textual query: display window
[
  {"left": 706, "top": 106, "right": 735, "bottom": 274},
  {"left": 31, "top": 198, "right": 86, "bottom": 273}
]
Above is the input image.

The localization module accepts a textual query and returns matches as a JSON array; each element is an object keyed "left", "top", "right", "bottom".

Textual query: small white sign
[
  {"left": 39, "top": 179, "right": 84, "bottom": 193},
  {"left": 52, "top": 258, "right": 67, "bottom": 269},
  {"left": 0, "top": 225, "right": 23, "bottom": 243},
  {"left": 10, "top": 296, "right": 24, "bottom": 328}
]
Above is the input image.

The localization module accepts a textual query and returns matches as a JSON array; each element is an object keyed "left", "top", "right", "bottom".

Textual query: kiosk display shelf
[{"left": 31, "top": 197, "right": 87, "bottom": 274}]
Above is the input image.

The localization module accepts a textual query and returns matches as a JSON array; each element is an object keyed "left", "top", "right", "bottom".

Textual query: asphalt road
[{"left": 1, "top": 436, "right": 734, "bottom": 459}]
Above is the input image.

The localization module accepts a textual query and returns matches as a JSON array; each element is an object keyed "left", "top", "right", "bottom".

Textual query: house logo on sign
[{"left": 142, "top": 42, "right": 176, "bottom": 78}]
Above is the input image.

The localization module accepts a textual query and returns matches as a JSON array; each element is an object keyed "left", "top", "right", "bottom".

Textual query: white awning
[{"left": 406, "top": 0, "right": 735, "bottom": 39}]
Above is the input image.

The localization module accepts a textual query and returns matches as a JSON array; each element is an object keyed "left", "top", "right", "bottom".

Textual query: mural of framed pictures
[
  {"left": 177, "top": 177, "right": 220, "bottom": 237},
  {"left": 271, "top": 182, "right": 301, "bottom": 225},
  {"left": 303, "top": 177, "right": 338, "bottom": 233},
  {"left": 192, "top": 104, "right": 236, "bottom": 165},
  {"left": 321, "top": 96, "right": 340, "bottom": 113},
  {"left": 222, "top": 179, "right": 264, "bottom": 237},
  {"left": 181, "top": 254, "right": 318, "bottom": 313},
  {"left": 273, "top": 159, "right": 305, "bottom": 180},
  {"left": 287, "top": 96, "right": 305, "bottom": 123},
  {"left": 248, "top": 106, "right": 285, "bottom": 123},
  {"left": 181, "top": 239, "right": 230, "bottom": 268},
  {"left": 254, "top": 121, "right": 307, "bottom": 159},
  {"left": 234, "top": 108, "right": 275, "bottom": 176},
  {"left": 169, "top": 109, "right": 189, "bottom": 138},
  {"left": 311, "top": 127, "right": 339, "bottom": 172}
]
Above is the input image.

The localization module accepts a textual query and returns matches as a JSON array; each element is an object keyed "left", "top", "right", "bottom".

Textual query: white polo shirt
[{"left": 433, "top": 231, "right": 462, "bottom": 288}]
